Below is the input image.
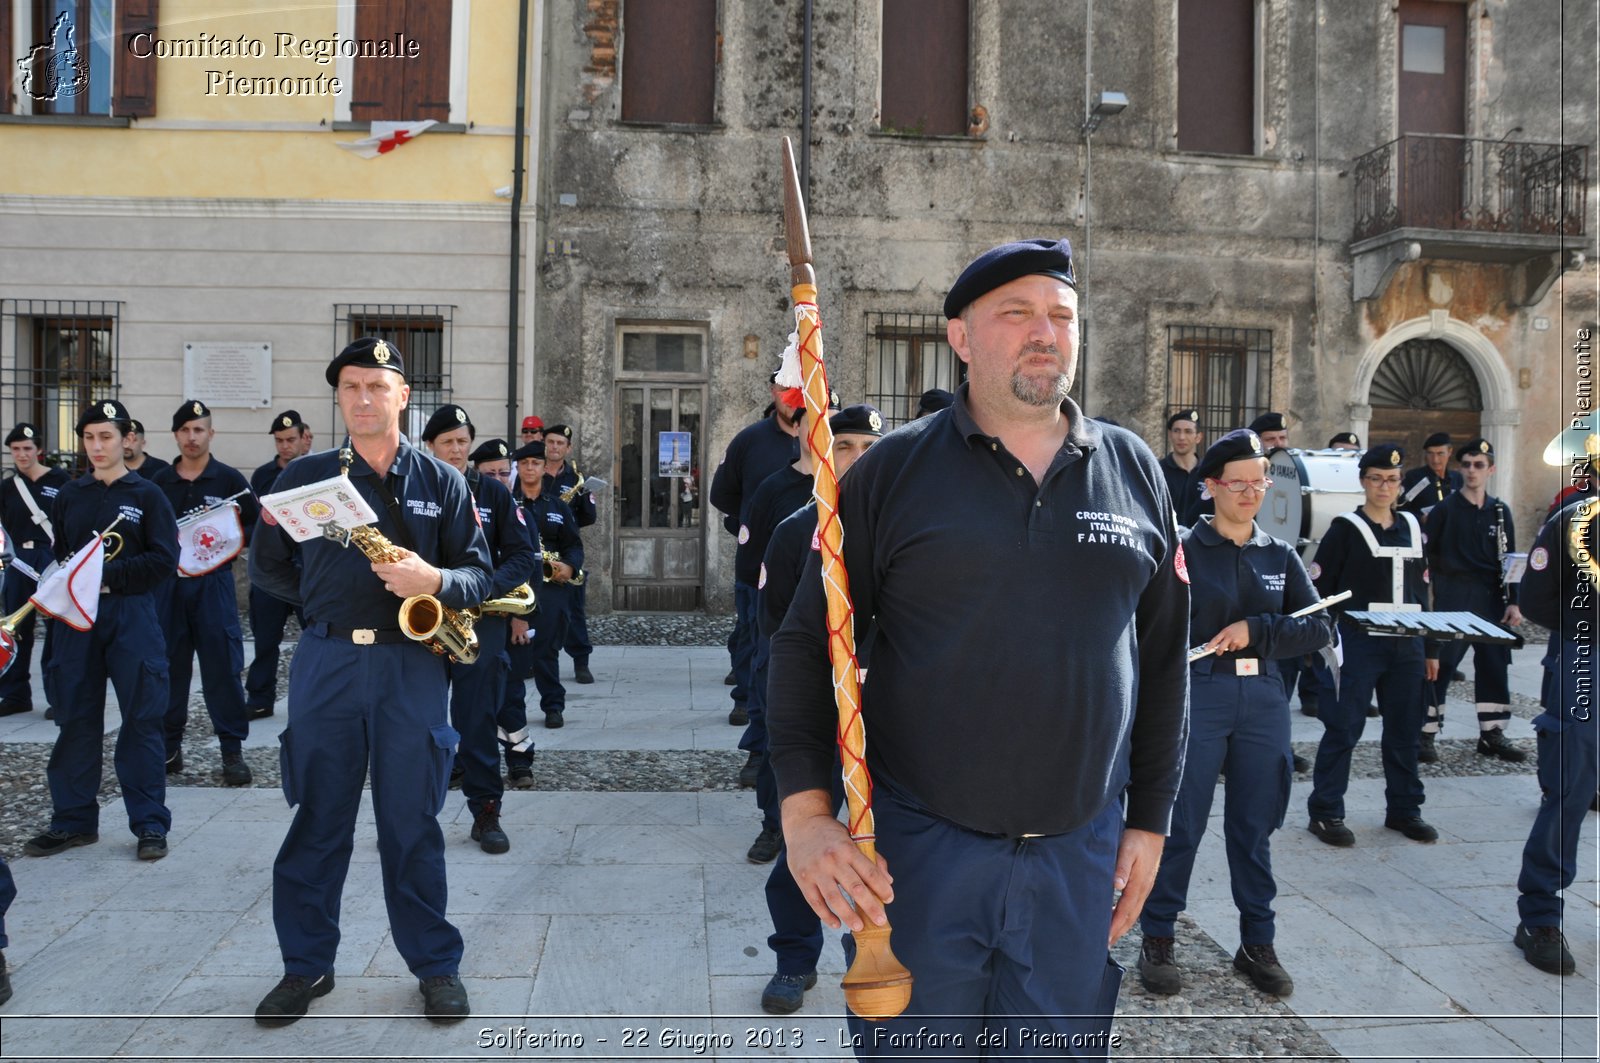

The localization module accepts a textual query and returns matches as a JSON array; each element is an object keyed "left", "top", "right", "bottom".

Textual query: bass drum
[{"left": 1260, "top": 448, "right": 1364, "bottom": 560}]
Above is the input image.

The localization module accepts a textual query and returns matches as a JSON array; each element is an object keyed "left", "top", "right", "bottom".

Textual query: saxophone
[
  {"left": 341, "top": 524, "right": 481, "bottom": 664},
  {"left": 480, "top": 582, "right": 537, "bottom": 615},
  {"left": 541, "top": 550, "right": 586, "bottom": 586},
  {"left": 559, "top": 464, "right": 587, "bottom": 505}
]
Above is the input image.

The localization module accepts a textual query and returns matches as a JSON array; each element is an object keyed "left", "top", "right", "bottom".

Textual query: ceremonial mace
[{"left": 781, "top": 137, "right": 913, "bottom": 1021}]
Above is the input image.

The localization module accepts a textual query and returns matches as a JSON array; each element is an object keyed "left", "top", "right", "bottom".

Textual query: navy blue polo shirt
[
  {"left": 50, "top": 470, "right": 179, "bottom": 595},
  {"left": 131, "top": 455, "right": 170, "bottom": 478},
  {"left": 249, "top": 440, "right": 492, "bottom": 627},
  {"left": 515, "top": 480, "right": 584, "bottom": 573},
  {"left": 768, "top": 386, "right": 1190, "bottom": 838},
  {"left": 468, "top": 468, "right": 537, "bottom": 599},
  {"left": 2, "top": 467, "right": 70, "bottom": 571},
  {"left": 251, "top": 456, "right": 289, "bottom": 497},
  {"left": 736, "top": 464, "right": 812, "bottom": 587},
  {"left": 150, "top": 456, "right": 261, "bottom": 557},
  {"left": 548, "top": 463, "right": 597, "bottom": 529},
  {"left": 1182, "top": 517, "right": 1331, "bottom": 662},
  {"left": 1424, "top": 489, "right": 1518, "bottom": 603},
  {"left": 1400, "top": 465, "right": 1461, "bottom": 516},
  {"left": 758, "top": 502, "right": 817, "bottom": 640},
  {"left": 709, "top": 414, "right": 801, "bottom": 539},
  {"left": 1159, "top": 453, "right": 1194, "bottom": 509},
  {"left": 1309, "top": 508, "right": 1427, "bottom": 616}
]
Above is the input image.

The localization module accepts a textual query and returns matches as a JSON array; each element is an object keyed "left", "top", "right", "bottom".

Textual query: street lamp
[
  {"left": 1077, "top": 89, "right": 1128, "bottom": 407},
  {"left": 1079, "top": 91, "right": 1128, "bottom": 139}
]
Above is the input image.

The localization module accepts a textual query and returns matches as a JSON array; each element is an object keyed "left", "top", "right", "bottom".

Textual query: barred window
[
  {"left": 1166, "top": 325, "right": 1272, "bottom": 433},
  {"left": 865, "top": 311, "right": 963, "bottom": 429},
  {"left": 334, "top": 304, "right": 454, "bottom": 442},
  {"left": 1, "top": 299, "right": 120, "bottom": 471}
]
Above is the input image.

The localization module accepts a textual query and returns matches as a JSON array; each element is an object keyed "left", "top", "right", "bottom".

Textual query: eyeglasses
[
  {"left": 1212, "top": 478, "right": 1273, "bottom": 495},
  {"left": 1363, "top": 475, "right": 1403, "bottom": 486},
  {"left": 1459, "top": 459, "right": 1490, "bottom": 469}
]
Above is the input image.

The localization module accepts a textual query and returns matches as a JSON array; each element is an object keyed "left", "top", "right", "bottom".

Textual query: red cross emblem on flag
[{"left": 198, "top": 530, "right": 216, "bottom": 549}]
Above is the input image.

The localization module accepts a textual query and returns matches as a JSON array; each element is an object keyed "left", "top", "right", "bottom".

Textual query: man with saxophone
[
  {"left": 421, "top": 403, "right": 537, "bottom": 853},
  {"left": 0, "top": 422, "right": 69, "bottom": 718},
  {"left": 542, "top": 424, "right": 597, "bottom": 684},
  {"left": 769, "top": 239, "right": 1189, "bottom": 1055},
  {"left": 249, "top": 338, "right": 492, "bottom": 1026},
  {"left": 505, "top": 440, "right": 582, "bottom": 731}
]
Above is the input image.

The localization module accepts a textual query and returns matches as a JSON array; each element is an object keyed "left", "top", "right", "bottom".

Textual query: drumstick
[{"left": 1186, "top": 590, "right": 1352, "bottom": 662}]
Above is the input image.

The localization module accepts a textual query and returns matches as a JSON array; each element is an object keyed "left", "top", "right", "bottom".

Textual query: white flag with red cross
[
  {"left": 337, "top": 120, "right": 438, "bottom": 159},
  {"left": 29, "top": 535, "right": 107, "bottom": 631}
]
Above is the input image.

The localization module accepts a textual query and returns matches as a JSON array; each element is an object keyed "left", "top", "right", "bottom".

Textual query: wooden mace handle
[{"left": 843, "top": 921, "right": 914, "bottom": 1021}]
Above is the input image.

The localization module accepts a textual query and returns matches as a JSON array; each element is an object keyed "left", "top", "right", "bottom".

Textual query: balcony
[{"left": 1350, "top": 134, "right": 1590, "bottom": 302}]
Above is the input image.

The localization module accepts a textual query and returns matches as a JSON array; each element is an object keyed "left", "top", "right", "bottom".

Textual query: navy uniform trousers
[
  {"left": 507, "top": 583, "right": 570, "bottom": 721},
  {"left": 845, "top": 782, "right": 1124, "bottom": 1059},
  {"left": 766, "top": 767, "right": 844, "bottom": 976},
  {"left": 245, "top": 584, "right": 299, "bottom": 713},
  {"left": 49, "top": 594, "right": 171, "bottom": 837},
  {"left": 0, "top": 566, "right": 57, "bottom": 709},
  {"left": 158, "top": 569, "right": 249, "bottom": 758},
  {"left": 1142, "top": 667, "right": 1294, "bottom": 945},
  {"left": 563, "top": 580, "right": 592, "bottom": 666},
  {"left": 1309, "top": 623, "right": 1426, "bottom": 821},
  {"left": 446, "top": 615, "right": 511, "bottom": 815},
  {"left": 274, "top": 627, "right": 462, "bottom": 978},
  {"left": 728, "top": 580, "right": 757, "bottom": 710},
  {"left": 0, "top": 853, "right": 13, "bottom": 950},
  {"left": 740, "top": 631, "right": 780, "bottom": 832},
  {"left": 1517, "top": 635, "right": 1600, "bottom": 928},
  {"left": 1428, "top": 579, "right": 1512, "bottom": 712}
]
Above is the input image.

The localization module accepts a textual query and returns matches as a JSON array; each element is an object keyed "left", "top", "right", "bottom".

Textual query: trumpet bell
[{"left": 0, "top": 627, "right": 16, "bottom": 679}]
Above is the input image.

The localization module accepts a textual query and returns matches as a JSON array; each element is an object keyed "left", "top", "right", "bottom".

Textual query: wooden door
[
  {"left": 613, "top": 383, "right": 707, "bottom": 611},
  {"left": 1398, "top": 0, "right": 1467, "bottom": 227}
]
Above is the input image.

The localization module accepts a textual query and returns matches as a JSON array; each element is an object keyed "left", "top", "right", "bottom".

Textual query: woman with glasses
[
  {"left": 1138, "top": 429, "right": 1333, "bottom": 999},
  {"left": 1305, "top": 444, "right": 1442, "bottom": 849}
]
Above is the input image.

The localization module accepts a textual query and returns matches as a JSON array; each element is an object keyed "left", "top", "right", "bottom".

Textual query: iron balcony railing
[{"left": 1353, "top": 134, "right": 1588, "bottom": 242}]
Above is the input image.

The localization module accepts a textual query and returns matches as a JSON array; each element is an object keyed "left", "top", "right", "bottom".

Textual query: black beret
[
  {"left": 470, "top": 438, "right": 511, "bottom": 464},
  {"left": 1327, "top": 431, "right": 1360, "bottom": 448},
  {"left": 268, "top": 410, "right": 305, "bottom": 433},
  {"left": 943, "top": 237, "right": 1076, "bottom": 319},
  {"left": 1456, "top": 437, "right": 1494, "bottom": 462},
  {"left": 5, "top": 423, "right": 40, "bottom": 446},
  {"left": 422, "top": 403, "right": 474, "bottom": 443},
  {"left": 1359, "top": 443, "right": 1405, "bottom": 471},
  {"left": 916, "top": 389, "right": 955, "bottom": 417},
  {"left": 830, "top": 404, "right": 884, "bottom": 437},
  {"left": 325, "top": 336, "right": 405, "bottom": 386},
  {"left": 171, "top": 399, "right": 212, "bottom": 432},
  {"left": 1247, "top": 411, "right": 1287, "bottom": 434},
  {"left": 511, "top": 440, "right": 546, "bottom": 461},
  {"left": 543, "top": 423, "right": 574, "bottom": 440},
  {"left": 1167, "top": 409, "right": 1201, "bottom": 430},
  {"left": 1194, "top": 428, "right": 1266, "bottom": 482},
  {"left": 1423, "top": 432, "right": 1453, "bottom": 449},
  {"left": 77, "top": 398, "right": 132, "bottom": 435},
  {"left": 128, "top": 419, "right": 146, "bottom": 436}
]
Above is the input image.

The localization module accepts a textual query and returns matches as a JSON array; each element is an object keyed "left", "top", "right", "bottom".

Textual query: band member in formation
[
  {"left": 542, "top": 424, "right": 598, "bottom": 684},
  {"left": 245, "top": 410, "right": 312, "bottom": 719},
  {"left": 472, "top": 437, "right": 514, "bottom": 489},
  {"left": 423, "top": 406, "right": 537, "bottom": 853},
  {"left": 753, "top": 404, "right": 880, "bottom": 1015},
  {"left": 150, "top": 400, "right": 260, "bottom": 783},
  {"left": 1421, "top": 438, "right": 1524, "bottom": 763},
  {"left": 25, "top": 399, "right": 178, "bottom": 861},
  {"left": 121, "top": 419, "right": 169, "bottom": 478},
  {"left": 1306, "top": 444, "right": 1441, "bottom": 847},
  {"left": 1400, "top": 431, "right": 1461, "bottom": 518},
  {"left": 0, "top": 423, "right": 69, "bottom": 718},
  {"left": 711, "top": 375, "right": 803, "bottom": 726},
  {"left": 249, "top": 338, "right": 492, "bottom": 1025},
  {"left": 507, "top": 440, "right": 583, "bottom": 730},
  {"left": 1160, "top": 408, "right": 1203, "bottom": 505},
  {"left": 518, "top": 414, "right": 544, "bottom": 448},
  {"left": 1138, "top": 429, "right": 1333, "bottom": 999},
  {"left": 470, "top": 438, "right": 536, "bottom": 788},
  {"left": 1512, "top": 465, "right": 1598, "bottom": 976},
  {"left": 1328, "top": 432, "right": 1361, "bottom": 450},
  {"left": 770, "top": 238, "right": 1189, "bottom": 1054}
]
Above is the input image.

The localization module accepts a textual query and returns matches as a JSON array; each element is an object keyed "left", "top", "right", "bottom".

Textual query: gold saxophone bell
[
  {"left": 398, "top": 594, "right": 480, "bottom": 664},
  {"left": 479, "top": 582, "right": 537, "bottom": 616},
  {"left": 541, "top": 551, "right": 585, "bottom": 586},
  {"left": 559, "top": 465, "right": 586, "bottom": 504}
]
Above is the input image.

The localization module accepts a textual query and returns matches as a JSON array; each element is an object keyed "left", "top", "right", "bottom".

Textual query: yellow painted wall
[{"left": 7, "top": 0, "right": 524, "bottom": 202}]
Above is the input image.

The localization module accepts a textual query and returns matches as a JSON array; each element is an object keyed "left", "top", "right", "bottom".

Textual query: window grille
[
  {"left": 0, "top": 299, "right": 120, "bottom": 471},
  {"left": 865, "top": 311, "right": 963, "bottom": 429},
  {"left": 333, "top": 304, "right": 454, "bottom": 442},
  {"left": 1165, "top": 325, "right": 1273, "bottom": 433}
]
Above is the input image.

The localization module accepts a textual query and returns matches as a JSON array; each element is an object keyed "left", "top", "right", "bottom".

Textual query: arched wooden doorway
[{"left": 1367, "top": 339, "right": 1483, "bottom": 460}]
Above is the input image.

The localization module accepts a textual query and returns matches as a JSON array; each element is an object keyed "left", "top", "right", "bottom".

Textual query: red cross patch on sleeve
[{"left": 1173, "top": 541, "right": 1190, "bottom": 584}]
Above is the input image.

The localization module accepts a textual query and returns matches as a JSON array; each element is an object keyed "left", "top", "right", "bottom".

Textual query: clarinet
[{"left": 1494, "top": 500, "right": 1509, "bottom": 598}]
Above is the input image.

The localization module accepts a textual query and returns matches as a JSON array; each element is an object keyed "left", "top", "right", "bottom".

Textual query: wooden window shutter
[
  {"left": 353, "top": 0, "right": 451, "bottom": 122},
  {"left": 620, "top": 0, "right": 716, "bottom": 124},
  {"left": 114, "top": 0, "right": 159, "bottom": 116},
  {"left": 1177, "top": 0, "right": 1253, "bottom": 154},
  {"left": 881, "top": 0, "right": 969, "bottom": 136}
]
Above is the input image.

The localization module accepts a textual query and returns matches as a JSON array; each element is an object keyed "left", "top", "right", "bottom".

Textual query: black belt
[{"left": 323, "top": 625, "right": 409, "bottom": 646}]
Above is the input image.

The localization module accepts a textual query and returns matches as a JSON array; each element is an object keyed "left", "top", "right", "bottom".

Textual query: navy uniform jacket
[
  {"left": 709, "top": 415, "right": 800, "bottom": 538},
  {"left": 1310, "top": 510, "right": 1437, "bottom": 658},
  {"left": 1159, "top": 453, "right": 1193, "bottom": 510},
  {"left": 1183, "top": 517, "right": 1332, "bottom": 660},
  {"left": 251, "top": 457, "right": 288, "bottom": 497},
  {"left": 758, "top": 502, "right": 817, "bottom": 640},
  {"left": 150, "top": 457, "right": 261, "bottom": 560},
  {"left": 515, "top": 481, "right": 583, "bottom": 575},
  {"left": 49, "top": 470, "right": 179, "bottom": 594},
  {"left": 769, "top": 388, "right": 1190, "bottom": 838},
  {"left": 736, "top": 464, "right": 812, "bottom": 587},
  {"left": 468, "top": 468, "right": 537, "bottom": 599},
  {"left": 2, "top": 467, "right": 71, "bottom": 572},
  {"left": 548, "top": 463, "right": 597, "bottom": 529},
  {"left": 1424, "top": 489, "right": 1517, "bottom": 604},
  {"left": 130, "top": 455, "right": 171, "bottom": 479},
  {"left": 1520, "top": 499, "right": 1597, "bottom": 728},
  {"left": 249, "top": 441, "right": 492, "bottom": 627},
  {"left": 1400, "top": 465, "right": 1461, "bottom": 517}
]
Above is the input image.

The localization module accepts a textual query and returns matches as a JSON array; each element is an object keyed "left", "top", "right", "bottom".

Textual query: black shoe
[
  {"left": 448, "top": 762, "right": 464, "bottom": 790},
  {"left": 1366, "top": 703, "right": 1380, "bottom": 717},
  {"left": 1592, "top": 792, "right": 1599, "bottom": 813},
  {"left": 136, "top": 831, "right": 168, "bottom": 860},
  {"left": 1137, "top": 935, "right": 1180, "bottom": 995},
  {"left": 23, "top": 829, "right": 98, "bottom": 856},
  {"left": 1452, "top": 669, "right": 1466, "bottom": 682},
  {"left": 574, "top": 663, "right": 594, "bottom": 684},
  {"left": 544, "top": 710, "right": 564, "bottom": 729},
  {"left": 471, "top": 800, "right": 510, "bottom": 855},
  {"left": 760, "top": 970, "right": 817, "bottom": 1015},
  {"left": 1234, "top": 943, "right": 1294, "bottom": 996},
  {"left": 738, "top": 751, "right": 762, "bottom": 789},
  {"left": 0, "top": 699, "right": 32, "bottom": 717},
  {"left": 255, "top": 971, "right": 335, "bottom": 1026},
  {"left": 419, "top": 974, "right": 470, "bottom": 1023},
  {"left": 724, "top": 670, "right": 737, "bottom": 686},
  {"left": 1292, "top": 753, "right": 1310, "bottom": 773},
  {"left": 1308, "top": 818, "right": 1355, "bottom": 847},
  {"left": 222, "top": 753, "right": 253, "bottom": 787},
  {"left": 43, "top": 705, "right": 55, "bottom": 720},
  {"left": 507, "top": 764, "right": 534, "bottom": 790},
  {"left": 0, "top": 949, "right": 11, "bottom": 1007},
  {"left": 247, "top": 704, "right": 274, "bottom": 720},
  {"left": 1384, "top": 815, "right": 1438, "bottom": 843},
  {"left": 1298, "top": 698, "right": 1318, "bottom": 718},
  {"left": 1515, "top": 924, "right": 1576, "bottom": 975},
  {"left": 747, "top": 826, "right": 782, "bottom": 864},
  {"left": 1477, "top": 729, "right": 1527, "bottom": 763},
  {"left": 728, "top": 704, "right": 749, "bottom": 726},
  {"left": 165, "top": 750, "right": 183, "bottom": 775},
  {"left": 1418, "top": 732, "right": 1439, "bottom": 763}
]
